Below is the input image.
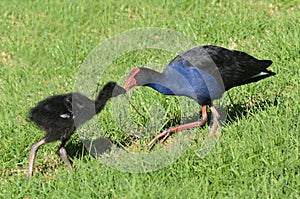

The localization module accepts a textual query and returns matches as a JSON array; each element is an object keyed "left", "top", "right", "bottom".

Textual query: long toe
[
  {"left": 147, "top": 131, "right": 169, "bottom": 148},
  {"left": 159, "top": 130, "right": 171, "bottom": 143}
]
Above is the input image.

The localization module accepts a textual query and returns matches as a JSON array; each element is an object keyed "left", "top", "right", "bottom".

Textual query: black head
[{"left": 101, "top": 82, "right": 126, "bottom": 97}]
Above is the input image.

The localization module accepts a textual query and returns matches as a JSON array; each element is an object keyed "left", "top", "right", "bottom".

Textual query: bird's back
[
  {"left": 30, "top": 94, "right": 76, "bottom": 142},
  {"left": 30, "top": 94, "right": 71, "bottom": 127},
  {"left": 168, "top": 45, "right": 275, "bottom": 91}
]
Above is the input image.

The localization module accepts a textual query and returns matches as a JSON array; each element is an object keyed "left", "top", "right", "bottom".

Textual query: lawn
[{"left": 0, "top": 0, "right": 299, "bottom": 198}]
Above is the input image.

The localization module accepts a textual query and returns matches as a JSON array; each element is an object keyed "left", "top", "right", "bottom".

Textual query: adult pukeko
[
  {"left": 27, "top": 82, "right": 126, "bottom": 178},
  {"left": 124, "top": 45, "right": 276, "bottom": 147}
]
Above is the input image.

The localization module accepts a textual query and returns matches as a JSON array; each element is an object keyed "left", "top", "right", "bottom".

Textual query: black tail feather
[
  {"left": 235, "top": 70, "right": 276, "bottom": 87},
  {"left": 260, "top": 60, "right": 273, "bottom": 68}
]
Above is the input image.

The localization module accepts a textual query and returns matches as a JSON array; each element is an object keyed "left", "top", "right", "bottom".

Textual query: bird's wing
[
  {"left": 163, "top": 55, "right": 224, "bottom": 104},
  {"left": 59, "top": 113, "right": 73, "bottom": 119},
  {"left": 167, "top": 45, "right": 273, "bottom": 90},
  {"left": 166, "top": 46, "right": 226, "bottom": 91}
]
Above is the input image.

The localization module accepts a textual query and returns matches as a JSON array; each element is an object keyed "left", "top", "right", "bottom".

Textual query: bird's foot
[
  {"left": 146, "top": 129, "right": 172, "bottom": 148},
  {"left": 26, "top": 172, "right": 31, "bottom": 179},
  {"left": 160, "top": 130, "right": 171, "bottom": 143},
  {"left": 146, "top": 117, "right": 208, "bottom": 149}
]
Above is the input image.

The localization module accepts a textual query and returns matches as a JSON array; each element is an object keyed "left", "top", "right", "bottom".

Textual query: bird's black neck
[
  {"left": 94, "top": 89, "right": 112, "bottom": 114},
  {"left": 138, "top": 68, "right": 176, "bottom": 95},
  {"left": 138, "top": 67, "right": 166, "bottom": 86}
]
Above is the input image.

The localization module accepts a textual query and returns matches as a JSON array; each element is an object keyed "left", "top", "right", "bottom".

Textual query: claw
[
  {"left": 159, "top": 130, "right": 171, "bottom": 143},
  {"left": 145, "top": 105, "right": 209, "bottom": 149},
  {"left": 146, "top": 130, "right": 169, "bottom": 148}
]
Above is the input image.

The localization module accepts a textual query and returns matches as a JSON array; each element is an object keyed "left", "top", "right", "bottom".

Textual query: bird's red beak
[
  {"left": 123, "top": 68, "right": 142, "bottom": 116},
  {"left": 124, "top": 68, "right": 140, "bottom": 91}
]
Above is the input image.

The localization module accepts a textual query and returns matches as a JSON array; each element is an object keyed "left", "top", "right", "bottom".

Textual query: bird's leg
[
  {"left": 147, "top": 106, "right": 208, "bottom": 148},
  {"left": 58, "top": 140, "right": 72, "bottom": 170},
  {"left": 208, "top": 105, "right": 220, "bottom": 135},
  {"left": 27, "top": 138, "right": 47, "bottom": 178}
]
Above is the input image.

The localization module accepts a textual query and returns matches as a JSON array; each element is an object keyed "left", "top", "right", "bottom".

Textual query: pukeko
[
  {"left": 27, "top": 82, "right": 126, "bottom": 178},
  {"left": 124, "top": 45, "right": 276, "bottom": 147}
]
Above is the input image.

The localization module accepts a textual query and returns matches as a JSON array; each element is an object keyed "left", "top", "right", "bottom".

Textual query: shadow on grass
[
  {"left": 225, "top": 97, "right": 278, "bottom": 123},
  {"left": 64, "top": 97, "right": 278, "bottom": 159},
  {"left": 65, "top": 137, "right": 113, "bottom": 160}
]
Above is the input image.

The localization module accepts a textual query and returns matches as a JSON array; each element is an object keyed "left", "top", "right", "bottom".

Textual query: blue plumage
[
  {"left": 165, "top": 59, "right": 223, "bottom": 104},
  {"left": 142, "top": 60, "right": 223, "bottom": 105}
]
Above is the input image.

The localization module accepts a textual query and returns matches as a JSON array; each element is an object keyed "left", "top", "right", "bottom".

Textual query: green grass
[{"left": 0, "top": 0, "right": 299, "bottom": 198}]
